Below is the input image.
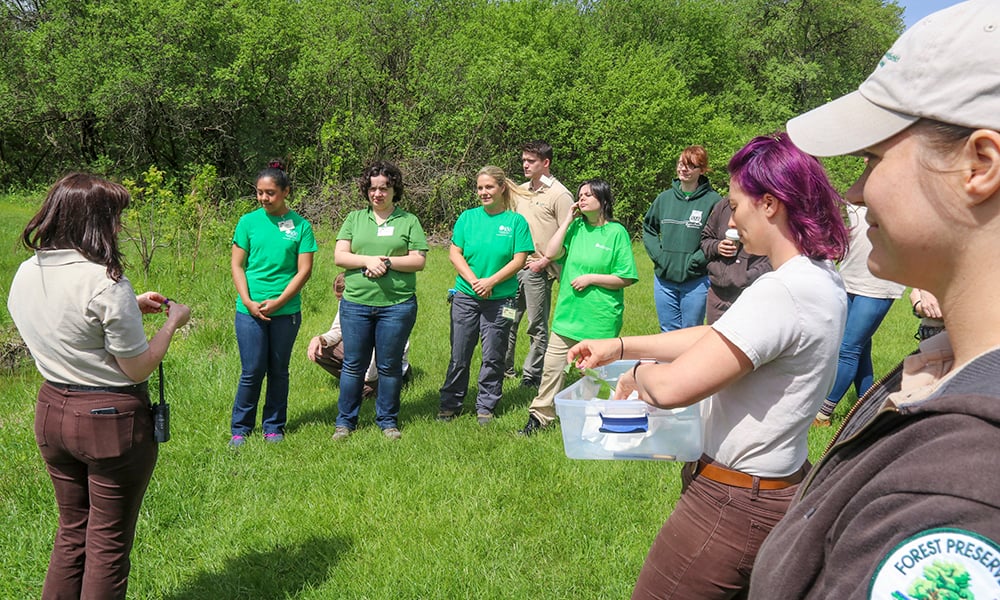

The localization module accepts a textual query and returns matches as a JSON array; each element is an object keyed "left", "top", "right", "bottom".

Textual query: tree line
[{"left": 0, "top": 0, "right": 903, "bottom": 233}]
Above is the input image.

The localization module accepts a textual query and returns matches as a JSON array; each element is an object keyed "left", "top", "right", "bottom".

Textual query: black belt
[{"left": 46, "top": 380, "right": 148, "bottom": 394}]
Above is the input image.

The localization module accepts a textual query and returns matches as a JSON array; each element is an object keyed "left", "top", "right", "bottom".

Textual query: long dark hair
[
  {"left": 578, "top": 178, "right": 614, "bottom": 222},
  {"left": 21, "top": 173, "right": 131, "bottom": 281}
]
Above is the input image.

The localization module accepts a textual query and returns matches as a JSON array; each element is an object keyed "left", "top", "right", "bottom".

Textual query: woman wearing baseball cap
[{"left": 751, "top": 1, "right": 1000, "bottom": 597}]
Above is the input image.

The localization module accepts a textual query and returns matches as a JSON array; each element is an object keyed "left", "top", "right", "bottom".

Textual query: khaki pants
[{"left": 528, "top": 333, "right": 578, "bottom": 426}]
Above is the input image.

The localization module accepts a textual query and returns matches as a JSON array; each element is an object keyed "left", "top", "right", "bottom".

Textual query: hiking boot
[
  {"left": 521, "top": 377, "right": 539, "bottom": 389},
  {"left": 332, "top": 426, "right": 353, "bottom": 441},
  {"left": 477, "top": 412, "right": 494, "bottom": 426},
  {"left": 518, "top": 414, "right": 546, "bottom": 437},
  {"left": 383, "top": 427, "right": 402, "bottom": 440},
  {"left": 504, "top": 368, "right": 517, "bottom": 380}
]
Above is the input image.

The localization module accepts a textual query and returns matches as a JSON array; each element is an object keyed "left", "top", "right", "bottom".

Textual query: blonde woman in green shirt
[{"left": 439, "top": 165, "right": 534, "bottom": 425}]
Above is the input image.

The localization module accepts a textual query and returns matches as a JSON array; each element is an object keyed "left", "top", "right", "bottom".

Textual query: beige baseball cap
[{"left": 787, "top": 0, "right": 1000, "bottom": 157}]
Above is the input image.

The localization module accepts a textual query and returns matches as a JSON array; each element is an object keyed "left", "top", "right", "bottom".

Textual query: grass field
[{"left": 0, "top": 193, "right": 918, "bottom": 599}]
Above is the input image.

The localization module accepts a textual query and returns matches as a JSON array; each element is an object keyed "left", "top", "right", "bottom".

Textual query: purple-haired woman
[{"left": 568, "top": 133, "right": 849, "bottom": 599}]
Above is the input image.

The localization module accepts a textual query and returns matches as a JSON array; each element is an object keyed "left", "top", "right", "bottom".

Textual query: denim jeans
[
  {"left": 653, "top": 275, "right": 709, "bottom": 332},
  {"left": 337, "top": 296, "right": 417, "bottom": 430},
  {"left": 232, "top": 311, "right": 301, "bottom": 436},
  {"left": 439, "top": 292, "right": 514, "bottom": 415},
  {"left": 819, "top": 293, "right": 895, "bottom": 417},
  {"left": 504, "top": 268, "right": 554, "bottom": 381}
]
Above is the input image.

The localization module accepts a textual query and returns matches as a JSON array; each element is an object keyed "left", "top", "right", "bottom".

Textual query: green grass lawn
[{"left": 0, "top": 193, "right": 918, "bottom": 599}]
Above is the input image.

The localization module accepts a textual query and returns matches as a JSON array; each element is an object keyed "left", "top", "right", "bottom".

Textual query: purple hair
[{"left": 728, "top": 133, "right": 848, "bottom": 261}]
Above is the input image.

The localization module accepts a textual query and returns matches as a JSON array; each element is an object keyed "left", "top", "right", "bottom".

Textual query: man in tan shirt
[{"left": 504, "top": 140, "right": 574, "bottom": 387}]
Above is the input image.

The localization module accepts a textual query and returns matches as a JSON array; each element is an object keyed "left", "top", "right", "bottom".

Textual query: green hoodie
[{"left": 642, "top": 176, "right": 723, "bottom": 283}]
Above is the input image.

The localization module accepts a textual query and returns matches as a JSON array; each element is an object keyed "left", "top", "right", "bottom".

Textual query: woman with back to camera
[
  {"left": 229, "top": 160, "right": 316, "bottom": 447},
  {"left": 7, "top": 173, "right": 191, "bottom": 600},
  {"left": 331, "top": 161, "right": 427, "bottom": 441},
  {"left": 438, "top": 165, "right": 534, "bottom": 425},
  {"left": 750, "top": 1, "right": 1000, "bottom": 596},
  {"left": 813, "top": 202, "right": 905, "bottom": 427},
  {"left": 643, "top": 145, "right": 723, "bottom": 331},
  {"left": 569, "top": 134, "right": 849, "bottom": 599},
  {"left": 518, "top": 179, "right": 638, "bottom": 436}
]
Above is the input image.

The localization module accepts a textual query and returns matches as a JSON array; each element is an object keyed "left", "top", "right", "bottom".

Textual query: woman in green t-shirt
[
  {"left": 518, "top": 179, "right": 638, "bottom": 436},
  {"left": 438, "top": 165, "right": 534, "bottom": 425},
  {"left": 230, "top": 161, "right": 317, "bottom": 447},
  {"left": 332, "top": 162, "right": 428, "bottom": 441}
]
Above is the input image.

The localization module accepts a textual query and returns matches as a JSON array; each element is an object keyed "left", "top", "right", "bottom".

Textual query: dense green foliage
[{"left": 1, "top": 0, "right": 902, "bottom": 230}]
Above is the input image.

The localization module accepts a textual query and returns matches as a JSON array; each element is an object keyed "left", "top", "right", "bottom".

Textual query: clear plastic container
[{"left": 554, "top": 361, "right": 703, "bottom": 461}]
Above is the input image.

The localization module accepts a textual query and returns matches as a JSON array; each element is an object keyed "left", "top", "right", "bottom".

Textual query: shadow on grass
[{"left": 162, "top": 535, "right": 350, "bottom": 600}]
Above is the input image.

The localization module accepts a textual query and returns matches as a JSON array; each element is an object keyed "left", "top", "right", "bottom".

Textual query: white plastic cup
[{"left": 725, "top": 229, "right": 740, "bottom": 243}]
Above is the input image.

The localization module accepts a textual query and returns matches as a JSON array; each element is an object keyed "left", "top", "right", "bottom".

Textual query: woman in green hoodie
[{"left": 642, "top": 145, "right": 723, "bottom": 332}]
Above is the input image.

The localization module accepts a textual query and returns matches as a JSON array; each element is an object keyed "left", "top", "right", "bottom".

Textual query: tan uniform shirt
[{"left": 516, "top": 176, "right": 574, "bottom": 279}]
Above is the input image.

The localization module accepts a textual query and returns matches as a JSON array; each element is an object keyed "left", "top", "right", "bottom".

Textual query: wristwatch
[{"left": 631, "top": 359, "right": 657, "bottom": 382}]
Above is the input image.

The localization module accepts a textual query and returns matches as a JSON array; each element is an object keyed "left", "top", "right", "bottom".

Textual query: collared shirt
[
  {"left": 8, "top": 249, "right": 149, "bottom": 386},
  {"left": 337, "top": 207, "right": 428, "bottom": 306}
]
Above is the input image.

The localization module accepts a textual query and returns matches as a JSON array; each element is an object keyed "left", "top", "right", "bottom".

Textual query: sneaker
[
  {"left": 504, "top": 368, "right": 518, "bottom": 380},
  {"left": 264, "top": 432, "right": 284, "bottom": 443},
  {"left": 521, "top": 377, "right": 540, "bottom": 389},
  {"left": 436, "top": 410, "right": 461, "bottom": 422},
  {"left": 332, "top": 426, "right": 352, "bottom": 441},
  {"left": 228, "top": 434, "right": 246, "bottom": 448},
  {"left": 812, "top": 413, "right": 832, "bottom": 428},
  {"left": 477, "top": 412, "right": 494, "bottom": 426},
  {"left": 383, "top": 427, "right": 402, "bottom": 440},
  {"left": 518, "top": 414, "right": 545, "bottom": 437}
]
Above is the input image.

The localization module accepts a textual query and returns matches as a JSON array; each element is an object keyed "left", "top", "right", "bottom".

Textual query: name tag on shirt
[
  {"left": 278, "top": 219, "right": 294, "bottom": 233},
  {"left": 378, "top": 226, "right": 395, "bottom": 237}
]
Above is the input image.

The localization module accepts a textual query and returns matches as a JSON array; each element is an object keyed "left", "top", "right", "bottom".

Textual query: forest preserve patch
[{"left": 870, "top": 528, "right": 1000, "bottom": 599}]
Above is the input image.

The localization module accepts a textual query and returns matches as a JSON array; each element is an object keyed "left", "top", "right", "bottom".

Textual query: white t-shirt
[
  {"left": 8, "top": 249, "right": 149, "bottom": 387},
  {"left": 708, "top": 255, "right": 847, "bottom": 476},
  {"left": 839, "top": 205, "right": 905, "bottom": 299}
]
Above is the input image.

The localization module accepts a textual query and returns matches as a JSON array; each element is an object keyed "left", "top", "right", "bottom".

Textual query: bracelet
[
  {"left": 618, "top": 337, "right": 624, "bottom": 360},
  {"left": 631, "top": 359, "right": 657, "bottom": 382},
  {"left": 912, "top": 300, "right": 922, "bottom": 317}
]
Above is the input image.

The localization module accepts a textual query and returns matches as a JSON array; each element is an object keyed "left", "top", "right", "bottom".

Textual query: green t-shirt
[
  {"left": 451, "top": 207, "right": 534, "bottom": 300},
  {"left": 551, "top": 219, "right": 638, "bottom": 340},
  {"left": 337, "top": 207, "right": 429, "bottom": 307},
  {"left": 233, "top": 207, "right": 317, "bottom": 316}
]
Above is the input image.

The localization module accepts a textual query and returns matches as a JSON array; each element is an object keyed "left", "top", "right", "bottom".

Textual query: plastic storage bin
[{"left": 554, "top": 361, "right": 703, "bottom": 461}]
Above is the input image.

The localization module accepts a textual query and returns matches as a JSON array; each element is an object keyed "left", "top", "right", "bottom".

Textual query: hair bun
[{"left": 267, "top": 160, "right": 286, "bottom": 171}]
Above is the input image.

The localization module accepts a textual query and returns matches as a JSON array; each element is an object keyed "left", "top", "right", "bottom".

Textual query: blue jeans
[
  {"left": 439, "top": 292, "right": 514, "bottom": 415},
  {"left": 232, "top": 311, "right": 301, "bottom": 436},
  {"left": 653, "top": 275, "right": 709, "bottom": 332},
  {"left": 337, "top": 296, "right": 417, "bottom": 430},
  {"left": 820, "top": 293, "right": 895, "bottom": 416}
]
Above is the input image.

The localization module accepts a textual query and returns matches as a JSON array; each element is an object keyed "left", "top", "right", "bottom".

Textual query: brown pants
[
  {"left": 631, "top": 461, "right": 799, "bottom": 600},
  {"left": 313, "top": 342, "right": 376, "bottom": 399},
  {"left": 34, "top": 382, "right": 158, "bottom": 600}
]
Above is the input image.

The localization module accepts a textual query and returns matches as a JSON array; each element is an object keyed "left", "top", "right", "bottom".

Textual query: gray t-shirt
[{"left": 708, "top": 255, "right": 847, "bottom": 476}]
